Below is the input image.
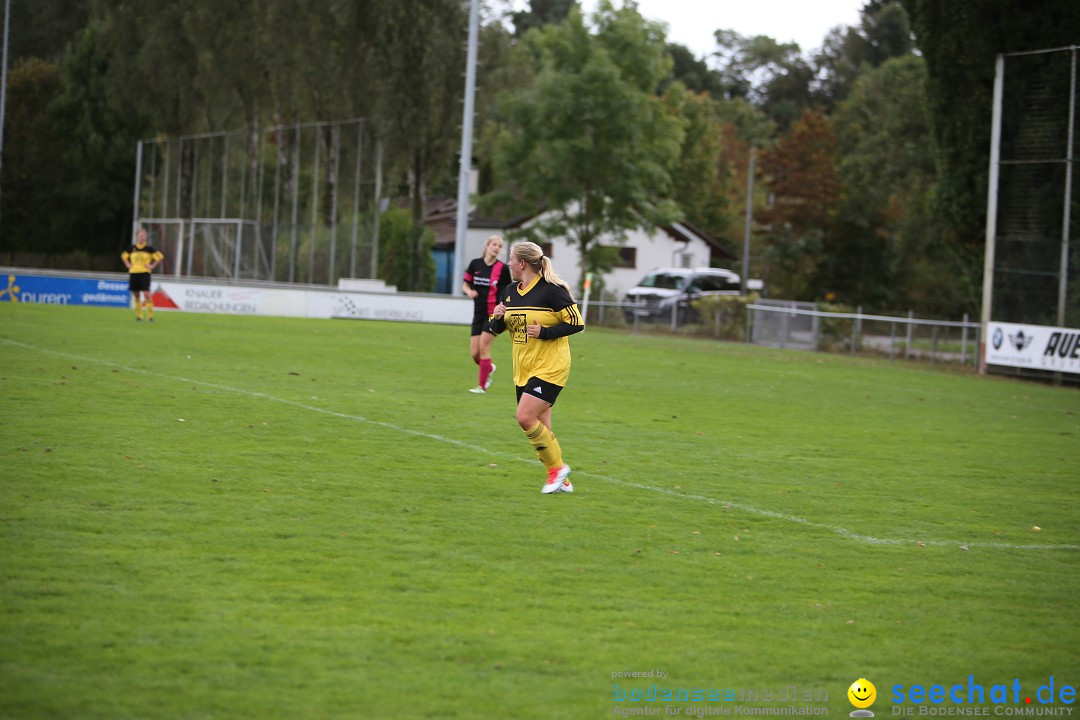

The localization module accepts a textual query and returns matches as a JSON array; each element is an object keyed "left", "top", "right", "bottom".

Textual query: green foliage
[
  {"left": 7, "top": 0, "right": 89, "bottom": 62},
  {"left": 664, "top": 43, "right": 724, "bottom": 97},
  {"left": 367, "top": 0, "right": 466, "bottom": 218},
  {"left": 377, "top": 207, "right": 437, "bottom": 292},
  {"left": 663, "top": 85, "right": 737, "bottom": 242},
  {"left": 813, "top": 1, "right": 915, "bottom": 107},
  {"left": 688, "top": 293, "right": 758, "bottom": 340},
  {"left": 900, "top": 0, "right": 1080, "bottom": 313},
  {"left": 815, "top": 301, "right": 857, "bottom": 351},
  {"left": 0, "top": 59, "right": 67, "bottom": 254},
  {"left": 759, "top": 109, "right": 840, "bottom": 300},
  {"left": 712, "top": 30, "right": 815, "bottom": 129},
  {"left": 510, "top": 0, "right": 575, "bottom": 37},
  {"left": 488, "top": 1, "right": 684, "bottom": 294},
  {"left": 50, "top": 23, "right": 149, "bottom": 254},
  {"left": 830, "top": 55, "right": 950, "bottom": 311},
  {"left": 2, "top": 305, "right": 1079, "bottom": 718}
]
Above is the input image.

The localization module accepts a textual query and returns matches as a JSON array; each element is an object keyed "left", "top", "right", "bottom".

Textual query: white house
[{"left": 425, "top": 197, "right": 737, "bottom": 298}]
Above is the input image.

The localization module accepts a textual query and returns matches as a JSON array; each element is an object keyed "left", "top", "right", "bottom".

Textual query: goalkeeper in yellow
[
  {"left": 121, "top": 227, "right": 164, "bottom": 321},
  {"left": 489, "top": 241, "right": 584, "bottom": 494}
]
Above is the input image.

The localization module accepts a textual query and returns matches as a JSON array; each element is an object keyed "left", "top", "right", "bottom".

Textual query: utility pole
[
  {"left": 741, "top": 147, "right": 755, "bottom": 294},
  {"left": 0, "top": 0, "right": 12, "bottom": 235},
  {"left": 452, "top": 0, "right": 480, "bottom": 294}
]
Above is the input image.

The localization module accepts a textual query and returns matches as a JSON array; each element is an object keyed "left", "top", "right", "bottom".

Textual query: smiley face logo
[{"left": 848, "top": 678, "right": 877, "bottom": 709}]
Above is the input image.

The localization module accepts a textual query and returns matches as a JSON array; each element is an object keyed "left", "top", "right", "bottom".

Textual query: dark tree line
[{"left": 1, "top": 0, "right": 1075, "bottom": 313}]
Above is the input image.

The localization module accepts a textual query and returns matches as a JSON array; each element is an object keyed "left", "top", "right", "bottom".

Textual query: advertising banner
[
  {"left": 0, "top": 273, "right": 130, "bottom": 307},
  {"left": 986, "top": 321, "right": 1080, "bottom": 375},
  {"left": 152, "top": 281, "right": 265, "bottom": 315}
]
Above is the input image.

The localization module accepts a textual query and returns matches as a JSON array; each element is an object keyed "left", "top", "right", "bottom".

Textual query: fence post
[
  {"left": 889, "top": 320, "right": 896, "bottom": 362},
  {"left": 961, "top": 313, "right": 969, "bottom": 366},
  {"left": 851, "top": 306, "right": 862, "bottom": 357},
  {"left": 931, "top": 325, "right": 939, "bottom": 365},
  {"left": 906, "top": 310, "right": 914, "bottom": 359}
]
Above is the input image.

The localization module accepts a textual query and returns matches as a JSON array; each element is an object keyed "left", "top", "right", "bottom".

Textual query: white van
[{"left": 623, "top": 267, "right": 743, "bottom": 323}]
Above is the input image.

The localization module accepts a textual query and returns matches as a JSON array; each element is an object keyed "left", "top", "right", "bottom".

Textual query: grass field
[{"left": 2, "top": 303, "right": 1079, "bottom": 720}]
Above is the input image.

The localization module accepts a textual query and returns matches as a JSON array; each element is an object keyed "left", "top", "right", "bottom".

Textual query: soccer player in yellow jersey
[
  {"left": 489, "top": 241, "right": 584, "bottom": 494},
  {"left": 121, "top": 227, "right": 164, "bottom": 321}
]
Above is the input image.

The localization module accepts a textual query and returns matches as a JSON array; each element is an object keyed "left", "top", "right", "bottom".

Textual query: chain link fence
[
  {"left": 582, "top": 297, "right": 981, "bottom": 368},
  {"left": 133, "top": 119, "right": 383, "bottom": 286}
]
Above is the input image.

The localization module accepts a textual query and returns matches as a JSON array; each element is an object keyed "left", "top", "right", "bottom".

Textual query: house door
[{"left": 432, "top": 246, "right": 453, "bottom": 294}]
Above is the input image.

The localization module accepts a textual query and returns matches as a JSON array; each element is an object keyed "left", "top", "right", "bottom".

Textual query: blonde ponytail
[
  {"left": 510, "top": 241, "right": 574, "bottom": 298},
  {"left": 539, "top": 256, "right": 573, "bottom": 298}
]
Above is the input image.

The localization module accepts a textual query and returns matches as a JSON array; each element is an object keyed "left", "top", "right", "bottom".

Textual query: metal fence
[
  {"left": 582, "top": 297, "right": 982, "bottom": 368},
  {"left": 132, "top": 119, "right": 384, "bottom": 286},
  {"left": 984, "top": 46, "right": 1079, "bottom": 329}
]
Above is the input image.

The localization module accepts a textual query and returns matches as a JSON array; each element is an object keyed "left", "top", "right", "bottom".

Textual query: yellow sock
[
  {"left": 134, "top": 299, "right": 142, "bottom": 319},
  {"left": 524, "top": 421, "right": 564, "bottom": 470},
  {"left": 144, "top": 299, "right": 154, "bottom": 319}
]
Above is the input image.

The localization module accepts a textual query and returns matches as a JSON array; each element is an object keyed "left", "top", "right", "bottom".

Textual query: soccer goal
[
  {"left": 139, "top": 218, "right": 272, "bottom": 281},
  {"left": 980, "top": 45, "right": 1079, "bottom": 379}
]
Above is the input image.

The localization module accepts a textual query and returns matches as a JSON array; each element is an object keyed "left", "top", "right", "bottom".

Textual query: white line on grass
[{"left": 7, "top": 338, "right": 1078, "bottom": 552}]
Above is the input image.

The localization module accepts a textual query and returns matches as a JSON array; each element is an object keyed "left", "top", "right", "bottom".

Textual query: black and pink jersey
[{"left": 464, "top": 257, "right": 512, "bottom": 315}]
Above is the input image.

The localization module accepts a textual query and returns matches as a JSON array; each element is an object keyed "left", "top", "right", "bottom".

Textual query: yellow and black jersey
[
  {"left": 121, "top": 244, "right": 164, "bottom": 274},
  {"left": 490, "top": 275, "right": 584, "bottom": 387}
]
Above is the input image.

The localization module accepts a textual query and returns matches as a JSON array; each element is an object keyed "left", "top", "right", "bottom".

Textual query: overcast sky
[{"left": 520, "top": 0, "right": 868, "bottom": 59}]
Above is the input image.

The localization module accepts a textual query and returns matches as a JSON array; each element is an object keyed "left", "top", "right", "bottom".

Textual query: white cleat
[
  {"left": 542, "top": 464, "right": 571, "bottom": 494},
  {"left": 468, "top": 386, "right": 486, "bottom": 394},
  {"left": 485, "top": 363, "right": 496, "bottom": 390}
]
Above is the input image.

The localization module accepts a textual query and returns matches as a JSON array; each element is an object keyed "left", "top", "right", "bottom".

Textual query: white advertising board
[
  {"left": 986, "top": 321, "right": 1080, "bottom": 375},
  {"left": 5, "top": 268, "right": 473, "bottom": 325}
]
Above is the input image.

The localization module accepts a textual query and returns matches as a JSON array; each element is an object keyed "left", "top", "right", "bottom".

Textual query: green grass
[{"left": 1, "top": 303, "right": 1079, "bottom": 719}]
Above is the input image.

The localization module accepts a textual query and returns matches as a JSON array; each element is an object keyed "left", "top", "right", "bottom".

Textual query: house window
[
  {"left": 614, "top": 246, "right": 636, "bottom": 269},
  {"left": 678, "top": 253, "right": 693, "bottom": 268},
  {"left": 539, "top": 243, "right": 553, "bottom": 259}
]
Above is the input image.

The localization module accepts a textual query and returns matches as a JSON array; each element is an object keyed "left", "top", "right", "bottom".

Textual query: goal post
[{"left": 980, "top": 46, "right": 1079, "bottom": 378}]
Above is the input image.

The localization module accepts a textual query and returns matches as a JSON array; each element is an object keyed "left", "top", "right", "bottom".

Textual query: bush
[{"left": 689, "top": 294, "right": 759, "bottom": 341}]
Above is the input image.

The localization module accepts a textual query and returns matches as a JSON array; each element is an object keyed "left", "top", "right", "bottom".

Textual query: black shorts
[
  {"left": 129, "top": 272, "right": 151, "bottom": 293},
  {"left": 470, "top": 307, "right": 493, "bottom": 336},
  {"left": 516, "top": 376, "right": 564, "bottom": 406}
]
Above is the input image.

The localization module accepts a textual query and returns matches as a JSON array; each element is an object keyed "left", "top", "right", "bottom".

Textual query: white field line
[{"left": 6, "top": 338, "right": 1078, "bottom": 552}]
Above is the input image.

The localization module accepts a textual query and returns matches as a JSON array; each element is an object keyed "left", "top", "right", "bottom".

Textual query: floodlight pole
[
  {"left": 1058, "top": 47, "right": 1076, "bottom": 327},
  {"left": 979, "top": 54, "right": 1005, "bottom": 374},
  {"left": 452, "top": 0, "right": 480, "bottom": 295},
  {"left": 132, "top": 139, "right": 144, "bottom": 241},
  {"left": 0, "top": 0, "right": 11, "bottom": 232}
]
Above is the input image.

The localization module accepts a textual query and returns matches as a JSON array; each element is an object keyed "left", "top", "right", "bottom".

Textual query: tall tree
[
  {"left": 758, "top": 108, "right": 841, "bottom": 299},
  {"left": 0, "top": 59, "right": 68, "bottom": 255},
  {"left": 663, "top": 85, "right": 736, "bottom": 243},
  {"left": 510, "top": 0, "right": 575, "bottom": 37},
  {"left": 814, "top": 1, "right": 914, "bottom": 108},
  {"left": 711, "top": 31, "right": 815, "bottom": 129},
  {"left": 487, "top": 1, "right": 683, "bottom": 292},
  {"left": 8, "top": 0, "right": 90, "bottom": 62},
  {"left": 367, "top": 0, "right": 467, "bottom": 291},
  {"left": 50, "top": 22, "right": 150, "bottom": 254},
  {"left": 664, "top": 43, "right": 723, "bottom": 97},
  {"left": 831, "top": 55, "right": 944, "bottom": 309}
]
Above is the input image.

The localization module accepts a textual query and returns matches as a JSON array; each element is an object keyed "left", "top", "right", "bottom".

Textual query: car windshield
[{"left": 638, "top": 272, "right": 687, "bottom": 290}]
